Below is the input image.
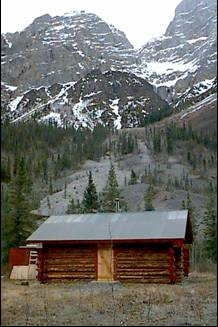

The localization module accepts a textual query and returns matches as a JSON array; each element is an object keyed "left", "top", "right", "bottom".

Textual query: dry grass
[{"left": 1, "top": 272, "right": 217, "bottom": 326}]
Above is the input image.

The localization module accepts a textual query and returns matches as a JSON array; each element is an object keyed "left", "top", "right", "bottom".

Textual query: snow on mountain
[
  {"left": 180, "top": 93, "right": 217, "bottom": 119},
  {"left": 1, "top": 0, "right": 217, "bottom": 129},
  {"left": 1, "top": 11, "right": 136, "bottom": 93},
  {"left": 3, "top": 69, "right": 170, "bottom": 129},
  {"left": 135, "top": 0, "right": 217, "bottom": 103}
]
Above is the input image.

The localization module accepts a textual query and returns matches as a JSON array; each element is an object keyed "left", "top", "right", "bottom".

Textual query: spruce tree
[
  {"left": 181, "top": 192, "right": 198, "bottom": 270},
  {"left": 203, "top": 193, "right": 217, "bottom": 262},
  {"left": 129, "top": 169, "right": 137, "bottom": 185},
  {"left": 144, "top": 184, "right": 155, "bottom": 211},
  {"left": 101, "top": 163, "right": 120, "bottom": 212},
  {"left": 3, "top": 158, "right": 36, "bottom": 254},
  {"left": 182, "top": 192, "right": 197, "bottom": 235},
  {"left": 67, "top": 198, "right": 82, "bottom": 214},
  {"left": 82, "top": 171, "right": 99, "bottom": 213}
]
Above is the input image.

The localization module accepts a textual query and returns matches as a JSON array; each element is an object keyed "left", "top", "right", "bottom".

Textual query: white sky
[{"left": 1, "top": 0, "right": 182, "bottom": 48}]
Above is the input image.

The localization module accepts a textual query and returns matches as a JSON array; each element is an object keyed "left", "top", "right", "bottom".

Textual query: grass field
[{"left": 1, "top": 272, "right": 217, "bottom": 326}]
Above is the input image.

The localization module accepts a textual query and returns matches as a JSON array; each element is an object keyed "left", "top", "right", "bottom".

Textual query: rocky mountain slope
[
  {"left": 135, "top": 0, "right": 217, "bottom": 101},
  {"left": 3, "top": 69, "right": 169, "bottom": 129},
  {"left": 1, "top": 0, "right": 217, "bottom": 127},
  {"left": 1, "top": 11, "right": 136, "bottom": 93}
]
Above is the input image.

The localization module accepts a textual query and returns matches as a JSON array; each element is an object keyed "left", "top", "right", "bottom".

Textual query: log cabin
[{"left": 25, "top": 210, "right": 193, "bottom": 283}]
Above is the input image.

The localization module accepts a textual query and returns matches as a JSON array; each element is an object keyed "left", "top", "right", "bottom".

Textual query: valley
[{"left": 1, "top": 0, "right": 217, "bottom": 278}]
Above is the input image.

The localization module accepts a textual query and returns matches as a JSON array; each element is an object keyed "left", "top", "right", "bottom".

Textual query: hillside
[
  {"left": 1, "top": 0, "right": 217, "bottom": 274},
  {"left": 1, "top": 69, "right": 170, "bottom": 129}
]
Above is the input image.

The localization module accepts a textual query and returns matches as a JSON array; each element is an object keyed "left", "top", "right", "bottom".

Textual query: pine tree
[
  {"left": 67, "top": 198, "right": 82, "bottom": 214},
  {"left": 101, "top": 163, "right": 120, "bottom": 212},
  {"left": 153, "top": 132, "right": 161, "bottom": 153},
  {"left": 203, "top": 193, "right": 217, "bottom": 262},
  {"left": 129, "top": 169, "right": 137, "bottom": 185},
  {"left": 3, "top": 158, "right": 36, "bottom": 254},
  {"left": 181, "top": 192, "right": 197, "bottom": 270},
  {"left": 144, "top": 184, "right": 155, "bottom": 211},
  {"left": 49, "top": 177, "right": 53, "bottom": 195},
  {"left": 82, "top": 171, "right": 99, "bottom": 213},
  {"left": 64, "top": 174, "right": 67, "bottom": 199},
  {"left": 181, "top": 192, "right": 197, "bottom": 234}
]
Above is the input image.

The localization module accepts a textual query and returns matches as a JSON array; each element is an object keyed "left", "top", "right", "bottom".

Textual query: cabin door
[{"left": 97, "top": 245, "right": 113, "bottom": 281}]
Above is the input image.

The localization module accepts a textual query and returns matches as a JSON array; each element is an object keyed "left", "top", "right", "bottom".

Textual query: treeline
[
  {"left": 146, "top": 123, "right": 217, "bottom": 174},
  {"left": 1, "top": 122, "right": 111, "bottom": 184},
  {"left": 148, "top": 122, "right": 217, "bottom": 154},
  {"left": 181, "top": 189, "right": 217, "bottom": 267},
  {"left": 1, "top": 122, "right": 139, "bottom": 185},
  {"left": 143, "top": 105, "right": 172, "bottom": 125}
]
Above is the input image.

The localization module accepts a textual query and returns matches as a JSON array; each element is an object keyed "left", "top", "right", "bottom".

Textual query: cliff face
[
  {"left": 4, "top": 69, "right": 169, "bottom": 129},
  {"left": 1, "top": 1, "right": 217, "bottom": 127},
  {"left": 1, "top": 11, "right": 136, "bottom": 92},
  {"left": 135, "top": 0, "right": 217, "bottom": 101}
]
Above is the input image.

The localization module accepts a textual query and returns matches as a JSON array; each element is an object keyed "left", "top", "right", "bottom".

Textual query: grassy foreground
[{"left": 1, "top": 272, "right": 217, "bottom": 326}]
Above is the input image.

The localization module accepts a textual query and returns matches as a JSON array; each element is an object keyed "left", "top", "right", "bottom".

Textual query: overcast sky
[{"left": 1, "top": 0, "right": 182, "bottom": 48}]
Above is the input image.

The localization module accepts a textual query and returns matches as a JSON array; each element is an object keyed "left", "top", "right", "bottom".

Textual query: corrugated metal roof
[{"left": 27, "top": 210, "right": 189, "bottom": 242}]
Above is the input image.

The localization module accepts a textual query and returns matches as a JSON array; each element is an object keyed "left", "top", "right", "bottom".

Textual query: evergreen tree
[
  {"left": 101, "top": 163, "right": 120, "bottom": 212},
  {"left": 181, "top": 192, "right": 198, "bottom": 270},
  {"left": 152, "top": 132, "right": 161, "bottom": 153},
  {"left": 49, "top": 177, "right": 53, "bottom": 195},
  {"left": 64, "top": 174, "right": 67, "bottom": 199},
  {"left": 67, "top": 198, "right": 82, "bottom": 214},
  {"left": 144, "top": 184, "right": 155, "bottom": 211},
  {"left": 129, "top": 169, "right": 137, "bottom": 185},
  {"left": 3, "top": 158, "right": 36, "bottom": 256},
  {"left": 82, "top": 171, "right": 99, "bottom": 213},
  {"left": 203, "top": 193, "right": 217, "bottom": 262},
  {"left": 181, "top": 192, "right": 197, "bottom": 235}
]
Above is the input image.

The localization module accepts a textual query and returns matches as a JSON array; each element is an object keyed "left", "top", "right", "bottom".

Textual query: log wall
[
  {"left": 114, "top": 244, "right": 183, "bottom": 283},
  {"left": 182, "top": 246, "right": 190, "bottom": 277},
  {"left": 36, "top": 242, "right": 187, "bottom": 283},
  {"left": 41, "top": 245, "right": 97, "bottom": 281}
]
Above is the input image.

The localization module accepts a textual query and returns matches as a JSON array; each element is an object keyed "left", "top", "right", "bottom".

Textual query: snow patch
[
  {"left": 109, "top": 98, "right": 121, "bottom": 129},
  {"left": 51, "top": 25, "right": 65, "bottom": 31},
  {"left": 40, "top": 112, "right": 62, "bottom": 126},
  {"left": 146, "top": 60, "right": 198, "bottom": 75},
  {"left": 83, "top": 91, "right": 102, "bottom": 98},
  {"left": 180, "top": 93, "right": 217, "bottom": 119},
  {"left": 63, "top": 10, "right": 86, "bottom": 17},
  {"left": 187, "top": 37, "right": 208, "bottom": 44},
  {"left": 3, "top": 35, "right": 12, "bottom": 48},
  {"left": 71, "top": 98, "right": 93, "bottom": 128},
  {"left": 1, "top": 82, "right": 17, "bottom": 91},
  {"left": 9, "top": 96, "right": 23, "bottom": 111}
]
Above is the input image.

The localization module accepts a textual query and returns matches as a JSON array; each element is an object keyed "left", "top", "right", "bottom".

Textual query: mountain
[
  {"left": 1, "top": 11, "right": 136, "bottom": 94},
  {"left": 135, "top": 0, "right": 217, "bottom": 102},
  {"left": 1, "top": 0, "right": 217, "bottom": 127},
  {"left": 4, "top": 69, "right": 170, "bottom": 129}
]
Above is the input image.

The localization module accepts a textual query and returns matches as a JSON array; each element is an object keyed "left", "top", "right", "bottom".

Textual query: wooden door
[{"left": 97, "top": 245, "right": 113, "bottom": 281}]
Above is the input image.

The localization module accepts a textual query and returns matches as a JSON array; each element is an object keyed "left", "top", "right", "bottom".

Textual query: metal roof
[{"left": 27, "top": 210, "right": 189, "bottom": 242}]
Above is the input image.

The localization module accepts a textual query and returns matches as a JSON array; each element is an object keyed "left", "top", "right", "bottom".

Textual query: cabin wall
[
  {"left": 113, "top": 243, "right": 184, "bottom": 283},
  {"left": 37, "top": 242, "right": 186, "bottom": 283},
  {"left": 39, "top": 244, "right": 97, "bottom": 281}
]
